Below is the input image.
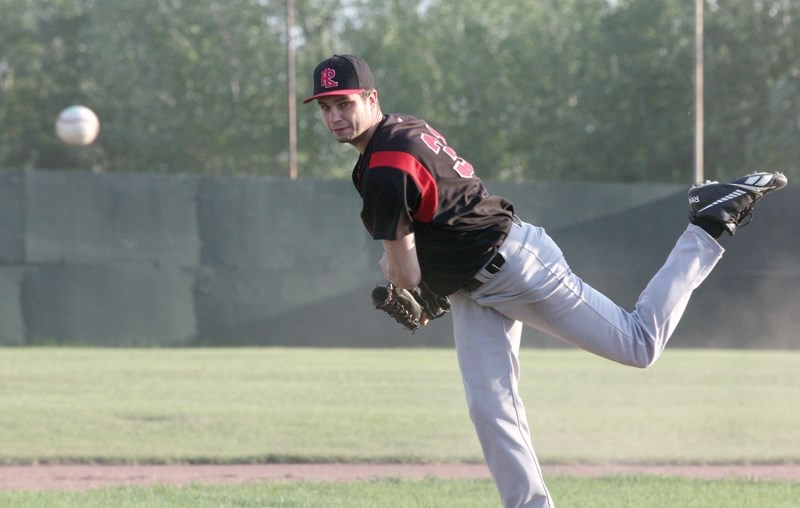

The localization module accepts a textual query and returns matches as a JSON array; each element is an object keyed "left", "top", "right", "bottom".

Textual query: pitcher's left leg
[{"left": 450, "top": 292, "right": 553, "bottom": 508}]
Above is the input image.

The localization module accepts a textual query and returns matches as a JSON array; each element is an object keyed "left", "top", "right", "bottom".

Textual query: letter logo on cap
[{"left": 320, "top": 68, "right": 338, "bottom": 89}]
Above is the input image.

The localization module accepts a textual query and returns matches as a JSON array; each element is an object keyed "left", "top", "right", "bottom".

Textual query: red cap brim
[{"left": 302, "top": 88, "right": 365, "bottom": 104}]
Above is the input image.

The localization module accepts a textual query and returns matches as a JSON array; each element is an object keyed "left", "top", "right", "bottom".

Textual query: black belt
[
  {"left": 461, "top": 215, "right": 519, "bottom": 293},
  {"left": 462, "top": 251, "right": 506, "bottom": 293}
]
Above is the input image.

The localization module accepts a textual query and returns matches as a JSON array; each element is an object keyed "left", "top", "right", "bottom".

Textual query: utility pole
[
  {"left": 287, "top": 0, "right": 298, "bottom": 180},
  {"left": 694, "top": 0, "right": 704, "bottom": 184}
]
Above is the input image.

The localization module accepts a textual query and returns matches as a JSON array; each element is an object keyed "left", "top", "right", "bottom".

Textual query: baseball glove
[{"left": 371, "top": 281, "right": 450, "bottom": 332}]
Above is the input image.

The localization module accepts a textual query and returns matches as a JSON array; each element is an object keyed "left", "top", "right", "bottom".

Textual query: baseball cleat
[{"left": 688, "top": 171, "right": 788, "bottom": 235}]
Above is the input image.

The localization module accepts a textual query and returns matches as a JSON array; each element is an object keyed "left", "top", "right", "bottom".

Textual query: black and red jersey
[{"left": 352, "top": 113, "right": 515, "bottom": 296}]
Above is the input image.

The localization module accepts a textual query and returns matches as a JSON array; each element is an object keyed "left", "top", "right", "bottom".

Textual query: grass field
[
  {"left": 2, "top": 477, "right": 800, "bottom": 508},
  {"left": 0, "top": 347, "right": 798, "bottom": 507}
]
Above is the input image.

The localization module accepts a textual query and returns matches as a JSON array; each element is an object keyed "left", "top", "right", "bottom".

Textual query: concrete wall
[{"left": 0, "top": 169, "right": 796, "bottom": 348}]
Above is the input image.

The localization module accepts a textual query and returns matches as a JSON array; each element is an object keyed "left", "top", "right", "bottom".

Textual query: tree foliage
[{"left": 0, "top": 0, "right": 797, "bottom": 183}]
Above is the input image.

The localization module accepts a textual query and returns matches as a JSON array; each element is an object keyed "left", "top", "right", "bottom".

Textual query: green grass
[
  {"left": 0, "top": 347, "right": 798, "bottom": 465},
  {"left": 548, "top": 476, "right": 800, "bottom": 508},
  {"left": 0, "top": 347, "right": 797, "bottom": 507},
  {"left": 1, "top": 477, "right": 798, "bottom": 508}
]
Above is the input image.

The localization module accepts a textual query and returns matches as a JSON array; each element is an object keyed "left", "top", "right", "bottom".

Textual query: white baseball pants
[{"left": 450, "top": 220, "right": 724, "bottom": 508}]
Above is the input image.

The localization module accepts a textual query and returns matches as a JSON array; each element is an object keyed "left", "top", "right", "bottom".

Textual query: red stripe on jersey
[{"left": 368, "top": 151, "right": 438, "bottom": 222}]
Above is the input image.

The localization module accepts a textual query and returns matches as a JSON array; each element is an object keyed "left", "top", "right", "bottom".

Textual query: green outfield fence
[{"left": 0, "top": 169, "right": 796, "bottom": 348}]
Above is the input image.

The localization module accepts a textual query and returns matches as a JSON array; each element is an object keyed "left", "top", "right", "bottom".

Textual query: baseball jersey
[{"left": 352, "top": 113, "right": 515, "bottom": 296}]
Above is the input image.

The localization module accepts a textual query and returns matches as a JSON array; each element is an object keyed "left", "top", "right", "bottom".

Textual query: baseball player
[{"left": 303, "top": 54, "right": 787, "bottom": 508}]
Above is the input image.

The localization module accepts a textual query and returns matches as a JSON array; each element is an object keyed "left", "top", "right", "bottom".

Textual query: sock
[{"left": 691, "top": 217, "right": 725, "bottom": 239}]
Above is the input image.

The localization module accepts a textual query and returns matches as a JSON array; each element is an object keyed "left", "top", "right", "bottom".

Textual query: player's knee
[{"left": 629, "top": 350, "right": 660, "bottom": 369}]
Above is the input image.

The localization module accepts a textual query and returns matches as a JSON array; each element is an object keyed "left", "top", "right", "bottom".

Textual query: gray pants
[{"left": 450, "top": 220, "right": 724, "bottom": 508}]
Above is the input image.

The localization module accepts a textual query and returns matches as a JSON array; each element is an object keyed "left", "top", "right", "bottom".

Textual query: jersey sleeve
[{"left": 360, "top": 166, "right": 420, "bottom": 240}]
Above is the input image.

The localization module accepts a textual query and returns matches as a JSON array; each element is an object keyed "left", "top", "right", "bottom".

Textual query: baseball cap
[{"left": 302, "top": 54, "right": 375, "bottom": 104}]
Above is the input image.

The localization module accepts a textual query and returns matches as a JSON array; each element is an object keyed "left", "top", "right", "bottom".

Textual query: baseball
[{"left": 55, "top": 105, "right": 100, "bottom": 146}]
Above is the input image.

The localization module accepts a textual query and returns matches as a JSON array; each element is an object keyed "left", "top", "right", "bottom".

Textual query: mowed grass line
[
  {"left": 0, "top": 347, "right": 798, "bottom": 465},
  {"left": 1, "top": 477, "right": 799, "bottom": 508}
]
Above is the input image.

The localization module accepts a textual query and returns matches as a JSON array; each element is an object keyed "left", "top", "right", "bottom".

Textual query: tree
[
  {"left": 0, "top": 0, "right": 104, "bottom": 171},
  {"left": 1, "top": 0, "right": 797, "bottom": 183},
  {"left": 703, "top": 0, "right": 800, "bottom": 180}
]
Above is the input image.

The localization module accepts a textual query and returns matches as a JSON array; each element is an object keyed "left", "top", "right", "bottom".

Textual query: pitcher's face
[{"left": 317, "top": 91, "right": 379, "bottom": 150}]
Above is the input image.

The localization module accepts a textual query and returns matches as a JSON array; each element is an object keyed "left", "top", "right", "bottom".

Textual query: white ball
[{"left": 55, "top": 105, "right": 100, "bottom": 146}]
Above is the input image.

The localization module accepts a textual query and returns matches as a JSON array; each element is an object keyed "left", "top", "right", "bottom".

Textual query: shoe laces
[{"left": 736, "top": 210, "right": 753, "bottom": 228}]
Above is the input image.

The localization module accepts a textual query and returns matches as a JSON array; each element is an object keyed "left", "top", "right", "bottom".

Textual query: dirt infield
[{"left": 1, "top": 463, "right": 798, "bottom": 491}]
